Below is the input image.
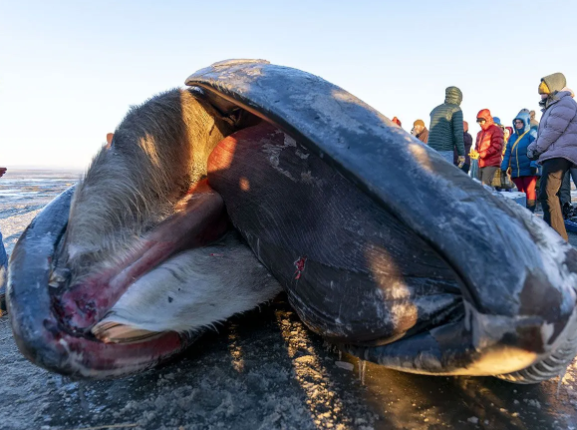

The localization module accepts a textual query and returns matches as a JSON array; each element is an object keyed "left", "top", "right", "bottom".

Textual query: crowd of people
[{"left": 397, "top": 72, "right": 577, "bottom": 241}]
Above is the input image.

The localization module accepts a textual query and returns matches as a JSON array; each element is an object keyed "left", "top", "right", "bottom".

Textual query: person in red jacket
[{"left": 474, "top": 109, "right": 504, "bottom": 185}]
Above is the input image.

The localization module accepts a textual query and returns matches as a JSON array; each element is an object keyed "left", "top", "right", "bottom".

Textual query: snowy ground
[{"left": 1, "top": 171, "right": 577, "bottom": 430}]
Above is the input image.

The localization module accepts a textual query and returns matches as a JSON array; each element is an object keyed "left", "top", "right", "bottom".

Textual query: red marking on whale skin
[
  {"left": 57, "top": 182, "right": 228, "bottom": 331},
  {"left": 208, "top": 124, "right": 311, "bottom": 284},
  {"left": 294, "top": 256, "right": 307, "bottom": 280}
]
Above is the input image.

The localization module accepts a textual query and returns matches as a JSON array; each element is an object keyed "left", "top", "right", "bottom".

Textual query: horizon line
[{"left": 4, "top": 165, "right": 86, "bottom": 171}]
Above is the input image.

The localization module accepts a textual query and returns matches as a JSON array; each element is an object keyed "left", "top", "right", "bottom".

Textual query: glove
[
  {"left": 457, "top": 156, "right": 466, "bottom": 168},
  {"left": 469, "top": 149, "right": 479, "bottom": 160},
  {"left": 527, "top": 147, "right": 539, "bottom": 160}
]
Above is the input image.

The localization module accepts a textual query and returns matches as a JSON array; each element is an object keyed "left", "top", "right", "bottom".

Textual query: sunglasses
[
  {"left": 514, "top": 120, "right": 524, "bottom": 124},
  {"left": 476, "top": 119, "right": 486, "bottom": 123}
]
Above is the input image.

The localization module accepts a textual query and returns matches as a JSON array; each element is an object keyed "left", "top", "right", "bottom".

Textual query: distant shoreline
[{"left": 3, "top": 166, "right": 84, "bottom": 172}]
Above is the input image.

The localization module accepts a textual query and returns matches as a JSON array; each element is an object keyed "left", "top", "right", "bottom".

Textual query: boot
[{"left": 527, "top": 199, "right": 536, "bottom": 213}]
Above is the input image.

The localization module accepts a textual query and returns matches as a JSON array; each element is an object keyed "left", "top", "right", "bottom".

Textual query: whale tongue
[{"left": 55, "top": 180, "right": 228, "bottom": 333}]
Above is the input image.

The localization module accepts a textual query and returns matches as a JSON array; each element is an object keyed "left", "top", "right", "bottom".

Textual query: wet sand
[{"left": 1, "top": 178, "right": 577, "bottom": 430}]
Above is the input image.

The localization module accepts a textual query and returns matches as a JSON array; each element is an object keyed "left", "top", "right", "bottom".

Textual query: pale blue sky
[{"left": 1, "top": 1, "right": 576, "bottom": 169}]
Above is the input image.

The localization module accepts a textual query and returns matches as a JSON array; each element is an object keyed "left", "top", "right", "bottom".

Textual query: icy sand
[{"left": 1, "top": 171, "right": 577, "bottom": 430}]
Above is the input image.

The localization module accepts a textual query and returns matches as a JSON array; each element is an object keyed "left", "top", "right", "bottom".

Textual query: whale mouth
[
  {"left": 7, "top": 187, "right": 202, "bottom": 379},
  {"left": 8, "top": 154, "right": 273, "bottom": 379},
  {"left": 53, "top": 181, "right": 228, "bottom": 336},
  {"left": 8, "top": 59, "right": 577, "bottom": 381}
]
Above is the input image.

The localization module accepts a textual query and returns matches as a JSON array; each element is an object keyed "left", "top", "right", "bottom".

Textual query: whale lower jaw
[
  {"left": 496, "top": 308, "right": 577, "bottom": 384},
  {"left": 389, "top": 308, "right": 577, "bottom": 383}
]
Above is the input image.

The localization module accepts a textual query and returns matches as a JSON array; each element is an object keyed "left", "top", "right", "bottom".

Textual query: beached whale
[{"left": 7, "top": 60, "right": 577, "bottom": 383}]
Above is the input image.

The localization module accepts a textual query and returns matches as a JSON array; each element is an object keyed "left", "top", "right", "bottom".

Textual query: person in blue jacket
[{"left": 501, "top": 111, "right": 538, "bottom": 212}]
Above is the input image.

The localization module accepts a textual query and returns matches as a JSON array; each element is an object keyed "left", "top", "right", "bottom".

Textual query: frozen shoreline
[
  {"left": 0, "top": 202, "right": 44, "bottom": 255},
  {"left": 0, "top": 169, "right": 79, "bottom": 253}
]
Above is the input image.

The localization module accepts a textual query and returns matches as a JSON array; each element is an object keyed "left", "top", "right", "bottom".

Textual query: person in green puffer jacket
[{"left": 428, "top": 86, "right": 466, "bottom": 167}]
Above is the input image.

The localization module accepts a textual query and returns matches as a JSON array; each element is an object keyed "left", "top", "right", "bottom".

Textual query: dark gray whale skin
[
  {"left": 186, "top": 60, "right": 577, "bottom": 382},
  {"left": 7, "top": 59, "right": 577, "bottom": 382}
]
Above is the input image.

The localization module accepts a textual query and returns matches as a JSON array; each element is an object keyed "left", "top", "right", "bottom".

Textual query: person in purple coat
[{"left": 527, "top": 72, "right": 577, "bottom": 241}]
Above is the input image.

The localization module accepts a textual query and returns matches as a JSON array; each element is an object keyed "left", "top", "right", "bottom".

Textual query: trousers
[{"left": 539, "top": 158, "right": 573, "bottom": 241}]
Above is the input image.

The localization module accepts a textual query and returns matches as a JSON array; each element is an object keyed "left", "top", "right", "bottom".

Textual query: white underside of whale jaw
[{"left": 92, "top": 232, "right": 282, "bottom": 343}]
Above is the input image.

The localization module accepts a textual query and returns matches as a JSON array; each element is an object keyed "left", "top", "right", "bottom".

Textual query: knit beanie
[
  {"left": 413, "top": 119, "right": 425, "bottom": 128},
  {"left": 541, "top": 73, "right": 567, "bottom": 94}
]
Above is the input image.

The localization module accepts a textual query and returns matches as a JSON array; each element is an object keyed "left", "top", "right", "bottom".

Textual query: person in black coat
[
  {"left": 0, "top": 167, "right": 8, "bottom": 315},
  {"left": 454, "top": 121, "right": 473, "bottom": 173}
]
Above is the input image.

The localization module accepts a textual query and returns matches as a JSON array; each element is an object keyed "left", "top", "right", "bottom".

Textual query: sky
[{"left": 1, "top": 0, "right": 577, "bottom": 169}]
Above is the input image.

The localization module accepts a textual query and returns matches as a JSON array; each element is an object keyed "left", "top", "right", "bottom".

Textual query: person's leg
[
  {"left": 479, "top": 167, "right": 486, "bottom": 183},
  {"left": 535, "top": 176, "right": 541, "bottom": 210},
  {"left": 461, "top": 163, "right": 470, "bottom": 174},
  {"left": 0, "top": 229, "right": 7, "bottom": 313},
  {"left": 489, "top": 166, "right": 499, "bottom": 185},
  {"left": 524, "top": 176, "right": 538, "bottom": 212},
  {"left": 481, "top": 167, "right": 486, "bottom": 186},
  {"left": 512, "top": 177, "right": 526, "bottom": 193},
  {"left": 569, "top": 167, "right": 577, "bottom": 217},
  {"left": 470, "top": 159, "right": 479, "bottom": 179},
  {"left": 559, "top": 169, "right": 572, "bottom": 209},
  {"left": 571, "top": 167, "right": 577, "bottom": 190},
  {"left": 513, "top": 176, "right": 532, "bottom": 209},
  {"left": 539, "top": 158, "right": 571, "bottom": 241},
  {"left": 438, "top": 151, "right": 454, "bottom": 165},
  {"left": 480, "top": 166, "right": 498, "bottom": 186}
]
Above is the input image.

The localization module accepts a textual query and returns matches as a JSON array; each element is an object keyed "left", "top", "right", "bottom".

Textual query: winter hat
[
  {"left": 493, "top": 117, "right": 502, "bottom": 125},
  {"left": 541, "top": 73, "right": 567, "bottom": 94},
  {"left": 519, "top": 108, "right": 530, "bottom": 114},
  {"left": 392, "top": 117, "right": 402, "bottom": 127},
  {"left": 413, "top": 119, "right": 425, "bottom": 128}
]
